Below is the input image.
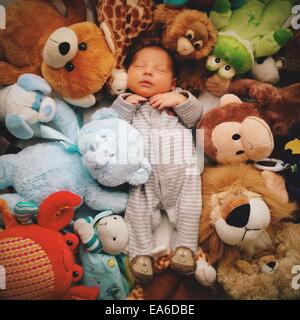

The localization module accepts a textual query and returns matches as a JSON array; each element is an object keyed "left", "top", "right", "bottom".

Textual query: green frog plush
[{"left": 207, "top": 0, "right": 295, "bottom": 81}]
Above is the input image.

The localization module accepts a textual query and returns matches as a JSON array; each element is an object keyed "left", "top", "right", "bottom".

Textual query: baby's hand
[
  {"left": 125, "top": 94, "right": 148, "bottom": 105},
  {"left": 149, "top": 91, "right": 187, "bottom": 110}
]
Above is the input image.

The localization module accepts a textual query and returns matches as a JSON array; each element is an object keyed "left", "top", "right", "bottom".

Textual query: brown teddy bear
[
  {"left": 41, "top": 21, "right": 116, "bottom": 107},
  {"left": 0, "top": 0, "right": 86, "bottom": 85},
  {"left": 199, "top": 163, "right": 300, "bottom": 299},
  {"left": 217, "top": 222, "right": 300, "bottom": 299}
]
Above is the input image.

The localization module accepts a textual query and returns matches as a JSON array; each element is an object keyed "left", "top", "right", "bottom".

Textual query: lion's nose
[
  {"left": 226, "top": 203, "right": 250, "bottom": 228},
  {"left": 59, "top": 42, "right": 71, "bottom": 55}
]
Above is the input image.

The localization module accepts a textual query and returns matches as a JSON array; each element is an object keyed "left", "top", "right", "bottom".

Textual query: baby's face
[{"left": 127, "top": 47, "right": 175, "bottom": 98}]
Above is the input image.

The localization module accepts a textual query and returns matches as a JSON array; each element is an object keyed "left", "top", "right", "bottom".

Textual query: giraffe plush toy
[{"left": 93, "top": 0, "right": 156, "bottom": 95}]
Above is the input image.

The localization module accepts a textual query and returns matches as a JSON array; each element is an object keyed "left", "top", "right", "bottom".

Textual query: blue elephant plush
[
  {"left": 0, "top": 74, "right": 57, "bottom": 139},
  {"left": 74, "top": 211, "right": 134, "bottom": 300},
  {"left": 0, "top": 105, "right": 151, "bottom": 213}
]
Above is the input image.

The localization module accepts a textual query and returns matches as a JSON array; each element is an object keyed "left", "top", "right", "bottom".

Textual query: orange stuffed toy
[
  {"left": 0, "top": 0, "right": 86, "bottom": 85},
  {"left": 0, "top": 191, "right": 99, "bottom": 300}
]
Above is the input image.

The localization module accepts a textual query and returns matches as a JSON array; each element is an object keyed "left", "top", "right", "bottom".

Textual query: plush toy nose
[
  {"left": 267, "top": 261, "right": 276, "bottom": 269},
  {"left": 226, "top": 203, "right": 250, "bottom": 228},
  {"left": 59, "top": 42, "right": 71, "bottom": 55},
  {"left": 43, "top": 27, "right": 78, "bottom": 68}
]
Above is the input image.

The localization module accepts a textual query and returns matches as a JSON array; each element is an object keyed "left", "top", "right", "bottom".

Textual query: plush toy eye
[
  {"left": 88, "top": 143, "right": 98, "bottom": 152},
  {"left": 218, "top": 65, "right": 236, "bottom": 80},
  {"left": 78, "top": 42, "right": 87, "bottom": 51},
  {"left": 113, "top": 217, "right": 117, "bottom": 220},
  {"left": 236, "top": 150, "right": 245, "bottom": 155},
  {"left": 185, "top": 30, "right": 194, "bottom": 40},
  {"left": 113, "top": 237, "right": 117, "bottom": 241},
  {"left": 206, "top": 55, "right": 225, "bottom": 71},
  {"left": 71, "top": 265, "right": 84, "bottom": 283},
  {"left": 193, "top": 40, "right": 203, "bottom": 50},
  {"left": 65, "top": 61, "right": 75, "bottom": 72},
  {"left": 232, "top": 134, "right": 241, "bottom": 140},
  {"left": 64, "top": 233, "right": 79, "bottom": 251}
]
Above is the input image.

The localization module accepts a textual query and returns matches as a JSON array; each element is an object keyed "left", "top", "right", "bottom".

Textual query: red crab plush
[{"left": 0, "top": 191, "right": 99, "bottom": 300}]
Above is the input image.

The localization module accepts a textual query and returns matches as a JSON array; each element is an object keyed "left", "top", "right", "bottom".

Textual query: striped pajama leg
[{"left": 125, "top": 173, "right": 162, "bottom": 261}]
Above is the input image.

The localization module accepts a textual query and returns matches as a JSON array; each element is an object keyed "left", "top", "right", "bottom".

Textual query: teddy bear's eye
[
  {"left": 89, "top": 143, "right": 98, "bottom": 152},
  {"left": 185, "top": 30, "right": 194, "bottom": 40},
  {"left": 236, "top": 150, "right": 245, "bottom": 155},
  {"left": 65, "top": 61, "right": 75, "bottom": 72},
  {"left": 78, "top": 42, "right": 87, "bottom": 51},
  {"left": 113, "top": 237, "right": 117, "bottom": 241},
  {"left": 113, "top": 217, "right": 117, "bottom": 220}
]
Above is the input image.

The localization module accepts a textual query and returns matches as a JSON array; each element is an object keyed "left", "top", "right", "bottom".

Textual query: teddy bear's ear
[
  {"left": 38, "top": 191, "right": 81, "bottom": 231},
  {"left": 127, "top": 158, "right": 151, "bottom": 185},
  {"left": 17, "top": 74, "right": 51, "bottom": 95},
  {"left": 91, "top": 108, "right": 119, "bottom": 121},
  {"left": 100, "top": 22, "right": 116, "bottom": 55}
]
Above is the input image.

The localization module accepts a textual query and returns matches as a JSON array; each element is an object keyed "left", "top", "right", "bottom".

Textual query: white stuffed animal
[{"left": 0, "top": 74, "right": 56, "bottom": 139}]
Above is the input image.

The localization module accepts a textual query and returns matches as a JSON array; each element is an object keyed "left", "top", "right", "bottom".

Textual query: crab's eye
[
  {"left": 218, "top": 65, "right": 236, "bottom": 80},
  {"left": 186, "top": 30, "right": 194, "bottom": 40},
  {"left": 193, "top": 40, "right": 203, "bottom": 50},
  {"left": 206, "top": 55, "right": 225, "bottom": 71}
]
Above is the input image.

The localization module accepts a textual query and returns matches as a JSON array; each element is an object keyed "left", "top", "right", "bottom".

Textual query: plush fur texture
[
  {"left": 154, "top": 4, "right": 217, "bottom": 95},
  {"left": 0, "top": 192, "right": 99, "bottom": 300},
  {"left": 199, "top": 164, "right": 297, "bottom": 266},
  {"left": 129, "top": 268, "right": 216, "bottom": 300},
  {"left": 217, "top": 222, "right": 300, "bottom": 300},
  {"left": 229, "top": 79, "right": 300, "bottom": 136},
  {"left": 0, "top": 0, "right": 86, "bottom": 85},
  {"left": 42, "top": 22, "right": 116, "bottom": 100},
  {"left": 154, "top": 4, "right": 217, "bottom": 60},
  {"left": 199, "top": 79, "right": 300, "bottom": 164}
]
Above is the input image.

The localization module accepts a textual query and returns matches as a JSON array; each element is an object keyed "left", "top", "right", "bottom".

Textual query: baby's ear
[
  {"left": 171, "top": 78, "right": 177, "bottom": 91},
  {"left": 127, "top": 158, "right": 151, "bottom": 185}
]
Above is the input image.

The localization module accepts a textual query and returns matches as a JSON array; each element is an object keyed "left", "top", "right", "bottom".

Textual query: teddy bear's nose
[
  {"left": 59, "top": 42, "right": 71, "bottom": 55},
  {"left": 226, "top": 203, "right": 250, "bottom": 228},
  {"left": 267, "top": 261, "right": 276, "bottom": 269}
]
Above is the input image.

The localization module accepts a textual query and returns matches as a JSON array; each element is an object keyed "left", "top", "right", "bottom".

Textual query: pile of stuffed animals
[{"left": 0, "top": 0, "right": 300, "bottom": 300}]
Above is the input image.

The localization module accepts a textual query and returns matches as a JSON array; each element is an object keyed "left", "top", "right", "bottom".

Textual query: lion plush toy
[{"left": 199, "top": 163, "right": 300, "bottom": 299}]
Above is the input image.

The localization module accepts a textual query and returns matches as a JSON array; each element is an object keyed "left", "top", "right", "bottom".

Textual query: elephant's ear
[{"left": 127, "top": 158, "right": 151, "bottom": 185}]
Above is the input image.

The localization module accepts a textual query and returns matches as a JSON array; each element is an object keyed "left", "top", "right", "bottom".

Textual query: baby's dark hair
[{"left": 124, "top": 44, "right": 179, "bottom": 77}]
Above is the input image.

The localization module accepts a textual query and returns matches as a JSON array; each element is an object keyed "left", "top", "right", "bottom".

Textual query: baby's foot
[
  {"left": 130, "top": 255, "right": 153, "bottom": 284},
  {"left": 170, "top": 246, "right": 196, "bottom": 276}
]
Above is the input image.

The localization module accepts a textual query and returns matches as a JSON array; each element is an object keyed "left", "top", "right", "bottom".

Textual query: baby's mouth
[{"left": 140, "top": 80, "right": 153, "bottom": 87}]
